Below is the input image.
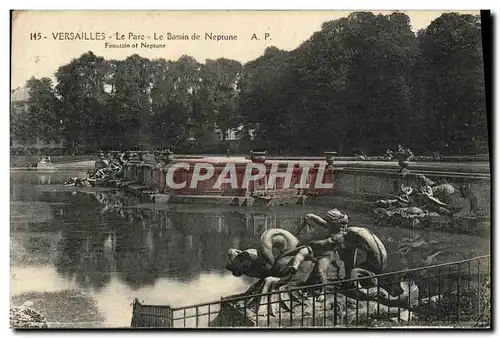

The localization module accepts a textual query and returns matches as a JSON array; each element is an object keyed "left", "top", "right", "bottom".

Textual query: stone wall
[
  {"left": 333, "top": 167, "right": 490, "bottom": 216},
  {"left": 123, "top": 159, "right": 490, "bottom": 217}
]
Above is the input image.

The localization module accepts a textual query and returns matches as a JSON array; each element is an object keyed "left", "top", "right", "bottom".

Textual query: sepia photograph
[{"left": 9, "top": 10, "right": 491, "bottom": 329}]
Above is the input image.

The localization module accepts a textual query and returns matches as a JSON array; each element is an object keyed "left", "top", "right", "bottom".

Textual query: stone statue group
[
  {"left": 227, "top": 209, "right": 386, "bottom": 287},
  {"left": 64, "top": 151, "right": 127, "bottom": 187},
  {"left": 373, "top": 174, "right": 480, "bottom": 230},
  {"left": 90, "top": 151, "right": 126, "bottom": 179},
  {"left": 223, "top": 208, "right": 418, "bottom": 326}
]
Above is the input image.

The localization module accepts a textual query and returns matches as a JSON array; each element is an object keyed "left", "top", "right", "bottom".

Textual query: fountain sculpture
[
  {"left": 373, "top": 174, "right": 484, "bottom": 231},
  {"left": 218, "top": 208, "right": 418, "bottom": 327}
]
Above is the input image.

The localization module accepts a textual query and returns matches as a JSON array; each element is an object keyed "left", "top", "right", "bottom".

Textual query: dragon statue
[
  {"left": 373, "top": 174, "right": 482, "bottom": 230},
  {"left": 220, "top": 208, "right": 417, "bottom": 326}
]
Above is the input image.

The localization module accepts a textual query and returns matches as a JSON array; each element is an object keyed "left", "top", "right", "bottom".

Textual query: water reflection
[
  {"left": 10, "top": 171, "right": 82, "bottom": 202},
  {"left": 37, "top": 175, "right": 52, "bottom": 185},
  {"left": 47, "top": 190, "right": 304, "bottom": 290}
]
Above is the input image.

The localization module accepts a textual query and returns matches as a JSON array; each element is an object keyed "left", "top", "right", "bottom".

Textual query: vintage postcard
[{"left": 10, "top": 10, "right": 491, "bottom": 329}]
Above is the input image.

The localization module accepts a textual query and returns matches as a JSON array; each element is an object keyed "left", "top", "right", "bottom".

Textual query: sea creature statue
[
  {"left": 432, "top": 183, "right": 478, "bottom": 215},
  {"left": 212, "top": 266, "right": 419, "bottom": 326},
  {"left": 227, "top": 209, "right": 346, "bottom": 280},
  {"left": 224, "top": 209, "right": 394, "bottom": 321},
  {"left": 227, "top": 210, "right": 387, "bottom": 283},
  {"left": 87, "top": 151, "right": 126, "bottom": 183},
  {"left": 373, "top": 174, "right": 480, "bottom": 229},
  {"left": 226, "top": 228, "right": 300, "bottom": 279},
  {"left": 219, "top": 214, "right": 417, "bottom": 326},
  {"left": 276, "top": 227, "right": 388, "bottom": 289}
]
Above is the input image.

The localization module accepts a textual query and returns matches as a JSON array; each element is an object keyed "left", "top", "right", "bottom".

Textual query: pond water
[{"left": 10, "top": 171, "right": 490, "bottom": 328}]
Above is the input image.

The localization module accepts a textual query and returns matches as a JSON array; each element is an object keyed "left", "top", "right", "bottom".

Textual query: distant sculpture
[
  {"left": 406, "top": 148, "right": 415, "bottom": 161},
  {"left": 355, "top": 150, "right": 368, "bottom": 160},
  {"left": 249, "top": 150, "right": 268, "bottom": 164},
  {"left": 374, "top": 174, "right": 480, "bottom": 229},
  {"left": 64, "top": 151, "right": 127, "bottom": 188},
  {"left": 324, "top": 151, "right": 338, "bottom": 167},
  {"left": 95, "top": 151, "right": 109, "bottom": 170},
  {"left": 90, "top": 151, "right": 122, "bottom": 181},
  {"left": 153, "top": 149, "right": 173, "bottom": 169},
  {"left": 411, "top": 175, "right": 451, "bottom": 214},
  {"left": 384, "top": 149, "right": 394, "bottom": 160},
  {"left": 395, "top": 145, "right": 414, "bottom": 173},
  {"left": 118, "top": 151, "right": 127, "bottom": 166},
  {"left": 432, "top": 150, "right": 442, "bottom": 160}
]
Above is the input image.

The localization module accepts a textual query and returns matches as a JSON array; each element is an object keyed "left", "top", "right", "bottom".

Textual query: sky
[{"left": 11, "top": 10, "right": 481, "bottom": 89}]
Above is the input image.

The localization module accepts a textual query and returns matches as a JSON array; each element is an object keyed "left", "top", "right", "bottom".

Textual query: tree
[
  {"left": 239, "top": 47, "right": 294, "bottom": 152},
  {"left": 340, "top": 12, "right": 417, "bottom": 153},
  {"left": 24, "top": 77, "right": 62, "bottom": 143},
  {"left": 238, "top": 12, "right": 419, "bottom": 155},
  {"left": 111, "top": 54, "right": 155, "bottom": 149},
  {"left": 198, "top": 58, "right": 242, "bottom": 141},
  {"left": 15, "top": 12, "right": 487, "bottom": 156},
  {"left": 55, "top": 52, "right": 112, "bottom": 152},
  {"left": 11, "top": 103, "right": 33, "bottom": 147},
  {"left": 285, "top": 17, "right": 352, "bottom": 154},
  {"left": 150, "top": 56, "right": 202, "bottom": 150},
  {"left": 413, "top": 13, "right": 487, "bottom": 154},
  {"left": 11, "top": 78, "right": 62, "bottom": 148}
]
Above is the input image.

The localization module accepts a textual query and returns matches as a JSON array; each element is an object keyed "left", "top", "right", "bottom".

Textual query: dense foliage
[{"left": 11, "top": 12, "right": 488, "bottom": 155}]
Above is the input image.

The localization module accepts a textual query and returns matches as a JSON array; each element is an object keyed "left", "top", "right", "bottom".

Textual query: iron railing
[{"left": 131, "top": 255, "right": 490, "bottom": 328}]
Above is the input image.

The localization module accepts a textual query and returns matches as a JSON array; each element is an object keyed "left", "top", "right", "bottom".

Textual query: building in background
[{"left": 10, "top": 86, "right": 65, "bottom": 152}]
